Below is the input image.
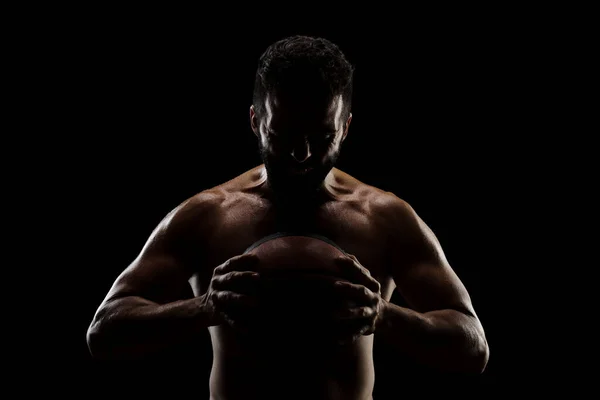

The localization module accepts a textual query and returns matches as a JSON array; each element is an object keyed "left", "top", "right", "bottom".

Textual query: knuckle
[
  {"left": 228, "top": 271, "right": 239, "bottom": 280},
  {"left": 210, "top": 291, "right": 220, "bottom": 303},
  {"left": 213, "top": 277, "right": 225, "bottom": 290},
  {"left": 337, "top": 256, "right": 352, "bottom": 267},
  {"left": 216, "top": 291, "right": 228, "bottom": 302}
]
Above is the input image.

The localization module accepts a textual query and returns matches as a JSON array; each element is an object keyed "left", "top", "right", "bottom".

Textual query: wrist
[
  {"left": 375, "top": 298, "right": 391, "bottom": 334},
  {"left": 196, "top": 294, "right": 220, "bottom": 328}
]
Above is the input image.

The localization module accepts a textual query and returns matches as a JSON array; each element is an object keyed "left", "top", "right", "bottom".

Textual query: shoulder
[
  {"left": 371, "top": 191, "right": 418, "bottom": 229},
  {"left": 364, "top": 189, "right": 442, "bottom": 265},
  {"left": 154, "top": 189, "right": 227, "bottom": 240},
  {"left": 332, "top": 168, "right": 415, "bottom": 220},
  {"left": 371, "top": 193, "right": 423, "bottom": 242},
  {"left": 341, "top": 180, "right": 441, "bottom": 267},
  {"left": 332, "top": 169, "right": 422, "bottom": 238},
  {"left": 162, "top": 166, "right": 263, "bottom": 235}
]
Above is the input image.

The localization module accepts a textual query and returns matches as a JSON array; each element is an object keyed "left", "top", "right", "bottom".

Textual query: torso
[{"left": 189, "top": 165, "right": 396, "bottom": 400}]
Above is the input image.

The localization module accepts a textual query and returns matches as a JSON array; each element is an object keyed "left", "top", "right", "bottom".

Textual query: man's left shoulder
[
  {"left": 332, "top": 169, "right": 414, "bottom": 220},
  {"left": 364, "top": 186, "right": 413, "bottom": 220}
]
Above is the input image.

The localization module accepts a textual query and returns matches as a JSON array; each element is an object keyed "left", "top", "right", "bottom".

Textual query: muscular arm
[
  {"left": 375, "top": 196, "right": 489, "bottom": 373},
  {"left": 86, "top": 192, "right": 222, "bottom": 360}
]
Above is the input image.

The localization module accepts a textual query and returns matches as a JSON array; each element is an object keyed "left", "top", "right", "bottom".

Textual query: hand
[
  {"left": 333, "top": 254, "right": 385, "bottom": 345},
  {"left": 203, "top": 253, "right": 261, "bottom": 332}
]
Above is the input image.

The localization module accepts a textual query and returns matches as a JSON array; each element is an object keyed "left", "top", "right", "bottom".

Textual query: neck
[{"left": 264, "top": 178, "right": 333, "bottom": 208}]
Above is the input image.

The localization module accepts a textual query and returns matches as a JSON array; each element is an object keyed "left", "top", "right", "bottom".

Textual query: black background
[{"left": 24, "top": 5, "right": 579, "bottom": 399}]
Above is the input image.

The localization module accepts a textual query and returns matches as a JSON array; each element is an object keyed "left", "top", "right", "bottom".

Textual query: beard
[{"left": 258, "top": 142, "right": 340, "bottom": 203}]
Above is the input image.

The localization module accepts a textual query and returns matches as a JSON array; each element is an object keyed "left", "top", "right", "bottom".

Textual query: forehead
[{"left": 263, "top": 92, "right": 344, "bottom": 130}]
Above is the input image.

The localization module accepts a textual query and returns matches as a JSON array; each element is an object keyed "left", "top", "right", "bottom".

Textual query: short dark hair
[{"left": 253, "top": 35, "right": 354, "bottom": 119}]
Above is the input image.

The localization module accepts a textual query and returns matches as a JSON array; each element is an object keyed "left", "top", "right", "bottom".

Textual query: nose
[{"left": 291, "top": 140, "right": 312, "bottom": 163}]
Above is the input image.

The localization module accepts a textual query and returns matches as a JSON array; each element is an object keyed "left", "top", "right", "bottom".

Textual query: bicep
[
  {"left": 105, "top": 251, "right": 195, "bottom": 305},
  {"left": 388, "top": 203, "right": 476, "bottom": 317},
  {"left": 103, "top": 200, "right": 208, "bottom": 305}
]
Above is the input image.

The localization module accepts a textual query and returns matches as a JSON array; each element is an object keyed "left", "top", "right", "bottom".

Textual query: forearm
[
  {"left": 376, "top": 301, "right": 489, "bottom": 373},
  {"left": 87, "top": 294, "right": 216, "bottom": 360}
]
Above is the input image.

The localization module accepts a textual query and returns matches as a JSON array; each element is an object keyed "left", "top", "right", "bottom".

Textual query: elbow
[
  {"left": 87, "top": 322, "right": 121, "bottom": 361},
  {"left": 86, "top": 320, "right": 107, "bottom": 360},
  {"left": 450, "top": 324, "right": 489, "bottom": 374},
  {"left": 462, "top": 316, "right": 489, "bottom": 374},
  {"left": 86, "top": 327, "right": 100, "bottom": 358},
  {"left": 469, "top": 334, "right": 490, "bottom": 374},
  {"left": 445, "top": 334, "right": 489, "bottom": 375},
  {"left": 86, "top": 308, "right": 116, "bottom": 360},
  {"left": 479, "top": 337, "right": 490, "bottom": 373}
]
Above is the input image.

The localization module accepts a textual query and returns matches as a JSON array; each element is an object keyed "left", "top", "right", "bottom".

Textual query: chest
[{"left": 191, "top": 200, "right": 393, "bottom": 298}]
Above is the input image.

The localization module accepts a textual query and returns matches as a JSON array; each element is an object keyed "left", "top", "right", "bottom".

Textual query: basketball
[
  {"left": 243, "top": 232, "right": 352, "bottom": 338},
  {"left": 244, "top": 232, "right": 349, "bottom": 276}
]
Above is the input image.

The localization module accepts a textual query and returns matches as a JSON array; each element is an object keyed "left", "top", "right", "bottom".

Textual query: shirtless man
[{"left": 86, "top": 35, "right": 489, "bottom": 399}]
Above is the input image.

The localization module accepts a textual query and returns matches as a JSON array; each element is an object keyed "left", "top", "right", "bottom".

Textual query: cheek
[
  {"left": 259, "top": 135, "right": 277, "bottom": 155},
  {"left": 324, "top": 141, "right": 340, "bottom": 157},
  {"left": 260, "top": 133, "right": 269, "bottom": 149}
]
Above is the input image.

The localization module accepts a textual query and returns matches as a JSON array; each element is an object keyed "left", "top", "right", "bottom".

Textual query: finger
[
  {"left": 212, "top": 290, "right": 259, "bottom": 310},
  {"left": 269, "top": 273, "right": 342, "bottom": 291},
  {"left": 362, "top": 325, "right": 376, "bottom": 336},
  {"left": 336, "top": 321, "right": 374, "bottom": 345},
  {"left": 216, "top": 254, "right": 261, "bottom": 274},
  {"left": 213, "top": 270, "right": 261, "bottom": 291},
  {"left": 220, "top": 312, "right": 251, "bottom": 333},
  {"left": 335, "top": 306, "right": 376, "bottom": 321},
  {"left": 334, "top": 282, "right": 378, "bottom": 305},
  {"left": 337, "top": 333, "right": 362, "bottom": 346},
  {"left": 344, "top": 256, "right": 380, "bottom": 293},
  {"left": 335, "top": 256, "right": 381, "bottom": 294}
]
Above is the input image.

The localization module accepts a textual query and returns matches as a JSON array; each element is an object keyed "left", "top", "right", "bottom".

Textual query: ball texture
[
  {"left": 243, "top": 233, "right": 351, "bottom": 338},
  {"left": 244, "top": 232, "right": 348, "bottom": 276}
]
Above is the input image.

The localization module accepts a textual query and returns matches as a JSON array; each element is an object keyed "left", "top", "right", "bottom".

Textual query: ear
[
  {"left": 250, "top": 105, "right": 259, "bottom": 137},
  {"left": 341, "top": 112, "right": 352, "bottom": 143}
]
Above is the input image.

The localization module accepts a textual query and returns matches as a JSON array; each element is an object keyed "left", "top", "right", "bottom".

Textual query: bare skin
[{"left": 87, "top": 95, "right": 489, "bottom": 399}]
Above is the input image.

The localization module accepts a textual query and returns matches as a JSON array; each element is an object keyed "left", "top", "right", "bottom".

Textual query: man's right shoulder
[
  {"left": 157, "top": 189, "right": 227, "bottom": 236},
  {"left": 173, "top": 189, "right": 227, "bottom": 222},
  {"left": 162, "top": 166, "right": 262, "bottom": 231}
]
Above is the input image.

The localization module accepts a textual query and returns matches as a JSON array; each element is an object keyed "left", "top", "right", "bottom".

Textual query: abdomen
[{"left": 208, "top": 325, "right": 375, "bottom": 400}]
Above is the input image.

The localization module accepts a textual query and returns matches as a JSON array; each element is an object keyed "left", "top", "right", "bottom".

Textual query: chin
[{"left": 263, "top": 158, "right": 331, "bottom": 195}]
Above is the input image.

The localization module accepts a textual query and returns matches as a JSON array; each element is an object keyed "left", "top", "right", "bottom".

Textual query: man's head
[{"left": 250, "top": 35, "right": 354, "bottom": 201}]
